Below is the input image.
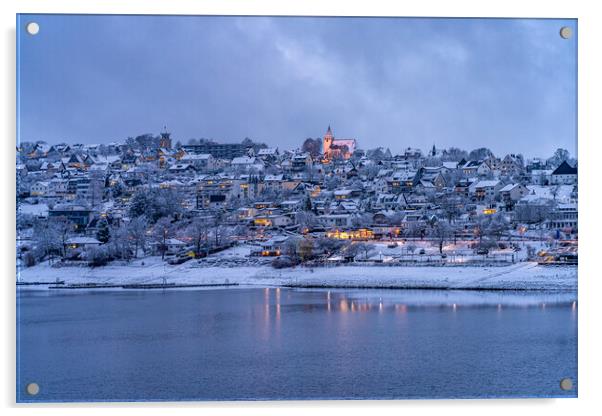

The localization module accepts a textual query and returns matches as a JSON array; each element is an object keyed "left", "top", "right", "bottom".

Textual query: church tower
[
  {"left": 159, "top": 126, "right": 172, "bottom": 149},
  {"left": 323, "top": 125, "right": 334, "bottom": 158}
]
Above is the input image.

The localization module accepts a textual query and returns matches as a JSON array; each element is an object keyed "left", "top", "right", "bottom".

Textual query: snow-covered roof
[
  {"left": 66, "top": 237, "right": 101, "bottom": 245},
  {"left": 257, "top": 148, "right": 278, "bottom": 155},
  {"left": 390, "top": 170, "right": 416, "bottom": 181},
  {"left": 442, "top": 161, "right": 459, "bottom": 169},
  {"left": 182, "top": 153, "right": 212, "bottom": 160},
  {"left": 281, "top": 200, "right": 301, "bottom": 205},
  {"left": 232, "top": 156, "right": 256, "bottom": 165},
  {"left": 264, "top": 174, "right": 284, "bottom": 181},
  {"left": 334, "top": 189, "right": 353, "bottom": 196},
  {"left": 499, "top": 183, "right": 522, "bottom": 192},
  {"left": 160, "top": 180, "right": 184, "bottom": 186},
  {"left": 168, "top": 163, "right": 192, "bottom": 170},
  {"left": 165, "top": 238, "right": 187, "bottom": 245},
  {"left": 473, "top": 180, "right": 500, "bottom": 188}
]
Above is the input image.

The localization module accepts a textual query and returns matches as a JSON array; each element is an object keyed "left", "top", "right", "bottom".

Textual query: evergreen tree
[
  {"left": 97, "top": 219, "right": 110, "bottom": 243},
  {"left": 304, "top": 193, "right": 312, "bottom": 211}
]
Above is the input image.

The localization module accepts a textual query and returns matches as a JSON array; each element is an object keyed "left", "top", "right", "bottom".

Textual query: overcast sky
[{"left": 18, "top": 15, "right": 577, "bottom": 158}]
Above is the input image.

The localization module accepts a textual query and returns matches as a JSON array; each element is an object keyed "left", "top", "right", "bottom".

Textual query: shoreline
[{"left": 17, "top": 260, "right": 577, "bottom": 291}]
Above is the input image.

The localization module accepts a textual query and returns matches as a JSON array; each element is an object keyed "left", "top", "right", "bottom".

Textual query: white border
[{"left": 2, "top": 1, "right": 601, "bottom": 415}]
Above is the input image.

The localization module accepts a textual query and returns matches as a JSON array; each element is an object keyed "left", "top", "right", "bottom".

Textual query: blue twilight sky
[{"left": 17, "top": 15, "right": 577, "bottom": 158}]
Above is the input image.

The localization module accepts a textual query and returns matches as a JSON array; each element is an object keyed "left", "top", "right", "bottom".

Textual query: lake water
[{"left": 17, "top": 287, "right": 577, "bottom": 402}]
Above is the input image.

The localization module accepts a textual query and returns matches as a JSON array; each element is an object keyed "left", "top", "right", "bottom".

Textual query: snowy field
[{"left": 18, "top": 258, "right": 576, "bottom": 291}]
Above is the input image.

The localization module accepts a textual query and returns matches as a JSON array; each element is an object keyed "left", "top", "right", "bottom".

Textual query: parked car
[
  {"left": 419, "top": 249, "right": 426, "bottom": 255},
  {"left": 476, "top": 248, "right": 489, "bottom": 255}
]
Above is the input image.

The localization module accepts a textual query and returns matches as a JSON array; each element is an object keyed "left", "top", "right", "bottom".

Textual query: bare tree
[
  {"left": 346, "top": 242, "right": 375, "bottom": 261},
  {"left": 297, "top": 238, "right": 315, "bottom": 262},
  {"left": 430, "top": 220, "right": 453, "bottom": 254},
  {"left": 32, "top": 219, "right": 61, "bottom": 263},
  {"left": 186, "top": 216, "right": 211, "bottom": 255},
  {"left": 127, "top": 216, "right": 148, "bottom": 258},
  {"left": 153, "top": 217, "right": 174, "bottom": 260}
]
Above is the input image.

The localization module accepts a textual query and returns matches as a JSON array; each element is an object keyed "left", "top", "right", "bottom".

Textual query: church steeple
[
  {"left": 323, "top": 125, "right": 334, "bottom": 159},
  {"left": 159, "top": 125, "right": 172, "bottom": 149}
]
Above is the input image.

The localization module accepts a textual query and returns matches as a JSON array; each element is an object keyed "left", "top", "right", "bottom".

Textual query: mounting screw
[
  {"left": 559, "top": 27, "right": 572, "bottom": 39},
  {"left": 26, "top": 382, "right": 40, "bottom": 395},
  {"left": 560, "top": 378, "right": 573, "bottom": 391}
]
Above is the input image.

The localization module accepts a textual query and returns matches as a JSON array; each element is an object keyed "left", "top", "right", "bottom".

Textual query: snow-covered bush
[
  {"left": 23, "top": 252, "right": 36, "bottom": 267},
  {"left": 86, "top": 246, "right": 111, "bottom": 268},
  {"left": 272, "top": 256, "right": 296, "bottom": 269}
]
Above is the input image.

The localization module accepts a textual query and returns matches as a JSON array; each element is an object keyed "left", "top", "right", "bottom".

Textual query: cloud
[{"left": 18, "top": 15, "right": 577, "bottom": 158}]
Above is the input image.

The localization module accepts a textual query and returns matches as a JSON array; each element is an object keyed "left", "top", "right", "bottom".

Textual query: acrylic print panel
[{"left": 15, "top": 14, "right": 577, "bottom": 402}]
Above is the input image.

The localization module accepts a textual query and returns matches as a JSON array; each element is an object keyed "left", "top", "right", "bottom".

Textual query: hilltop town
[{"left": 16, "top": 126, "right": 577, "bottom": 286}]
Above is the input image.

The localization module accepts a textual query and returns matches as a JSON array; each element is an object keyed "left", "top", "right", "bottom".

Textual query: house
[
  {"left": 237, "top": 207, "right": 257, "bottom": 221},
  {"left": 251, "top": 236, "right": 289, "bottom": 256},
  {"left": 280, "top": 199, "right": 303, "bottom": 211},
  {"left": 318, "top": 214, "right": 353, "bottom": 228},
  {"left": 168, "top": 163, "right": 196, "bottom": 175},
  {"left": 48, "top": 178, "right": 69, "bottom": 197},
  {"left": 454, "top": 179, "right": 474, "bottom": 197},
  {"left": 550, "top": 161, "right": 577, "bottom": 185},
  {"left": 499, "top": 183, "right": 529, "bottom": 205},
  {"left": 196, "top": 176, "right": 235, "bottom": 209},
  {"left": 373, "top": 193, "right": 408, "bottom": 211},
  {"left": 49, "top": 204, "right": 95, "bottom": 230},
  {"left": 500, "top": 154, "right": 524, "bottom": 175},
  {"left": 470, "top": 180, "right": 502, "bottom": 201},
  {"left": 66, "top": 153, "right": 88, "bottom": 170},
  {"left": 290, "top": 153, "right": 313, "bottom": 171},
  {"left": 64, "top": 237, "right": 102, "bottom": 257},
  {"left": 416, "top": 168, "right": 446, "bottom": 190},
  {"left": 461, "top": 160, "right": 491, "bottom": 176},
  {"left": 158, "top": 180, "right": 185, "bottom": 190},
  {"left": 180, "top": 153, "right": 215, "bottom": 172},
  {"left": 334, "top": 189, "right": 353, "bottom": 200},
  {"left": 388, "top": 170, "right": 417, "bottom": 193},
  {"left": 231, "top": 156, "right": 264, "bottom": 172},
  {"left": 253, "top": 215, "right": 293, "bottom": 228},
  {"left": 256, "top": 147, "right": 280, "bottom": 163},
  {"left": 165, "top": 238, "right": 188, "bottom": 255},
  {"left": 547, "top": 203, "right": 578, "bottom": 232},
  {"left": 30, "top": 181, "right": 49, "bottom": 196},
  {"left": 442, "top": 161, "right": 460, "bottom": 171},
  {"left": 27, "top": 143, "right": 50, "bottom": 159},
  {"left": 262, "top": 174, "right": 285, "bottom": 192},
  {"left": 40, "top": 161, "right": 65, "bottom": 174},
  {"left": 120, "top": 153, "right": 142, "bottom": 170}
]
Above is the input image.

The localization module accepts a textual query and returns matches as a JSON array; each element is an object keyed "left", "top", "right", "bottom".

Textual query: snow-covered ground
[
  {"left": 18, "top": 257, "right": 576, "bottom": 291},
  {"left": 18, "top": 202, "right": 49, "bottom": 216}
]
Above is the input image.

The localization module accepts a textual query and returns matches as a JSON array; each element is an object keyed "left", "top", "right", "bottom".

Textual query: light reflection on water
[
  {"left": 17, "top": 287, "right": 577, "bottom": 402},
  {"left": 259, "top": 287, "right": 576, "bottom": 316}
]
